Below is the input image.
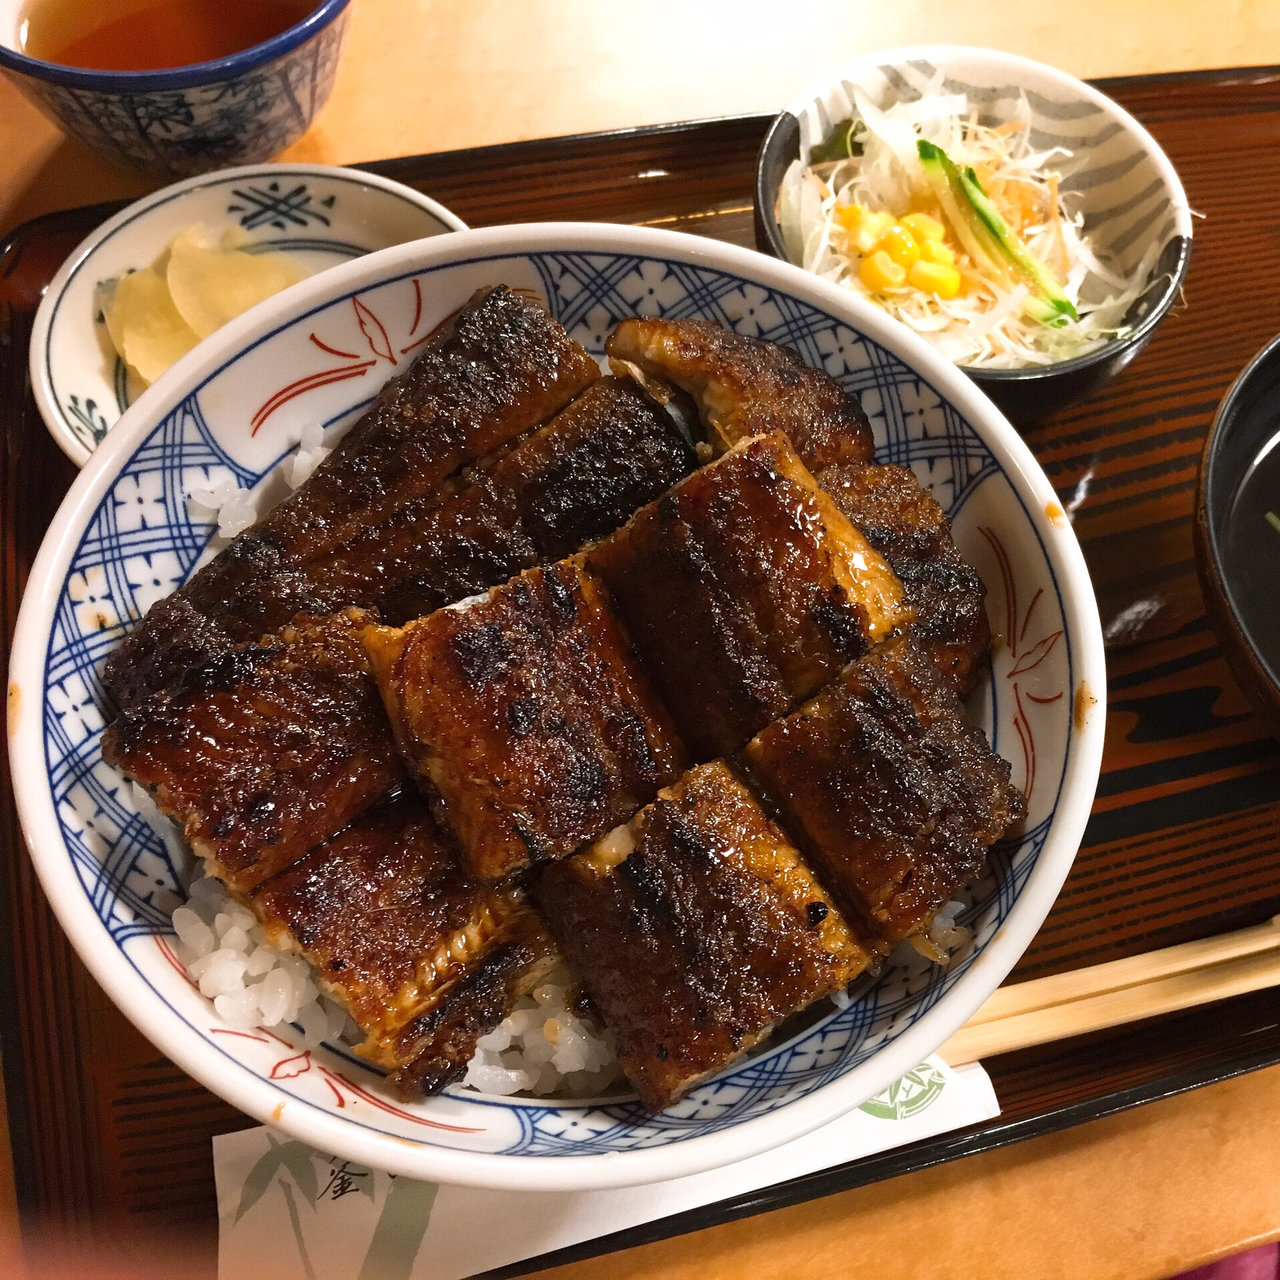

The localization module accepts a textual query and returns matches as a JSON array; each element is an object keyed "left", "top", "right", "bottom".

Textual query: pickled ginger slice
[
  {"left": 166, "top": 223, "right": 307, "bottom": 340},
  {"left": 103, "top": 265, "right": 201, "bottom": 385}
]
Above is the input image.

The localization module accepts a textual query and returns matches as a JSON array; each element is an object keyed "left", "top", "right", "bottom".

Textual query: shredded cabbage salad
[{"left": 777, "top": 84, "right": 1158, "bottom": 368}]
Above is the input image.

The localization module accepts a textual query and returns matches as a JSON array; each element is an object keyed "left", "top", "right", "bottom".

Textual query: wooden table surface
[{"left": 3, "top": 3, "right": 1280, "bottom": 1277}]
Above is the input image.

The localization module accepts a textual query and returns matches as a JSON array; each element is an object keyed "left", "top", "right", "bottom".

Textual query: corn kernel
[
  {"left": 902, "top": 212, "right": 946, "bottom": 243},
  {"left": 860, "top": 250, "right": 907, "bottom": 292},
  {"left": 835, "top": 202, "right": 865, "bottom": 230},
  {"left": 907, "top": 259, "right": 962, "bottom": 299},
  {"left": 848, "top": 209, "right": 894, "bottom": 255},
  {"left": 920, "top": 238, "right": 955, "bottom": 267},
  {"left": 875, "top": 224, "right": 921, "bottom": 270}
]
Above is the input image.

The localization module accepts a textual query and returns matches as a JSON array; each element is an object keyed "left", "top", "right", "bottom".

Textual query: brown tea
[{"left": 20, "top": 0, "right": 316, "bottom": 72}]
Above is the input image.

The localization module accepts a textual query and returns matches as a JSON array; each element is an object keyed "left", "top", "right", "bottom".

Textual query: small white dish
[
  {"left": 30, "top": 163, "right": 467, "bottom": 465},
  {"left": 9, "top": 222, "right": 1107, "bottom": 1191}
]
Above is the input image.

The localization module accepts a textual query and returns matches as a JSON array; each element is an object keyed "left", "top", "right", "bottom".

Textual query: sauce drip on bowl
[
  {"left": 1221, "top": 427, "right": 1280, "bottom": 679},
  {"left": 20, "top": 0, "right": 314, "bottom": 72}
]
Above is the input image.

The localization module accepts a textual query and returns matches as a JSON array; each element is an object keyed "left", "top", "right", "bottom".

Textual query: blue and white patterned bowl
[
  {"left": 7, "top": 224, "right": 1106, "bottom": 1191},
  {"left": 0, "top": 0, "right": 349, "bottom": 179},
  {"left": 30, "top": 163, "right": 467, "bottom": 466}
]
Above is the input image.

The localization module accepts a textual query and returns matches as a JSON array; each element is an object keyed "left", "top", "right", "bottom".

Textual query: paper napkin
[{"left": 215, "top": 1056, "right": 998, "bottom": 1280}]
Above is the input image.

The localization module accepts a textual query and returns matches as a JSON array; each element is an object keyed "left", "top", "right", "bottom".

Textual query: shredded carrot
[
  {"left": 1046, "top": 173, "right": 1070, "bottom": 279},
  {"left": 1020, "top": 180, "right": 1039, "bottom": 234},
  {"left": 992, "top": 120, "right": 1027, "bottom": 136}
]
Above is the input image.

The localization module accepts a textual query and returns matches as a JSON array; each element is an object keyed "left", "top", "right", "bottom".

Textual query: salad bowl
[
  {"left": 755, "top": 46, "right": 1193, "bottom": 421},
  {"left": 8, "top": 222, "right": 1106, "bottom": 1191}
]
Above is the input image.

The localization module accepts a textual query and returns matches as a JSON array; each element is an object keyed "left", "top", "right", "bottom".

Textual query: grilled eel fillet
[
  {"left": 606, "top": 316, "right": 993, "bottom": 693},
  {"left": 103, "top": 383, "right": 695, "bottom": 893},
  {"left": 533, "top": 761, "right": 869, "bottom": 1112},
  {"left": 363, "top": 560, "right": 689, "bottom": 882},
  {"left": 181, "top": 374, "right": 696, "bottom": 631},
  {"left": 103, "top": 285, "right": 602, "bottom": 710},
  {"left": 605, "top": 316, "right": 875, "bottom": 471},
  {"left": 102, "top": 610, "right": 403, "bottom": 894},
  {"left": 745, "top": 637, "right": 1025, "bottom": 949},
  {"left": 249, "top": 791, "right": 556, "bottom": 1094},
  {"left": 588, "top": 432, "right": 910, "bottom": 760},
  {"left": 365, "top": 376, "right": 697, "bottom": 624},
  {"left": 819, "top": 463, "right": 991, "bottom": 696}
]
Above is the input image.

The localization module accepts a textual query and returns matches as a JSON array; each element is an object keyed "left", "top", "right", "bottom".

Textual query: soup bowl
[
  {"left": 8, "top": 223, "right": 1106, "bottom": 1190},
  {"left": 1195, "top": 333, "right": 1280, "bottom": 738},
  {"left": 0, "top": 0, "right": 349, "bottom": 177}
]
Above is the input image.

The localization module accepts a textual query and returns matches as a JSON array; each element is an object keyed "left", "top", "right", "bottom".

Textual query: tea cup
[{"left": 0, "top": 0, "right": 350, "bottom": 178}]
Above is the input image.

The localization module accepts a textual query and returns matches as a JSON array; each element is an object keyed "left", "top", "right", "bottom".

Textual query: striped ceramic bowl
[{"left": 755, "top": 47, "right": 1193, "bottom": 421}]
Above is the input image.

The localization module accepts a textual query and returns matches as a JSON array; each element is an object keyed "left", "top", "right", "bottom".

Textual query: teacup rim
[{"left": 0, "top": 0, "right": 349, "bottom": 91}]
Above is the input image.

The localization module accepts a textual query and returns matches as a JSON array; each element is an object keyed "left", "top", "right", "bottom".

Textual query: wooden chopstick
[{"left": 940, "top": 914, "right": 1280, "bottom": 1065}]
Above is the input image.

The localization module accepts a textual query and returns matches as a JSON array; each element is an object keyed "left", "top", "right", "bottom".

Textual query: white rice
[
  {"left": 163, "top": 867, "right": 965, "bottom": 1096},
  {"left": 285, "top": 421, "right": 332, "bottom": 489},
  {"left": 904, "top": 898, "right": 973, "bottom": 964},
  {"left": 927, "top": 899, "right": 972, "bottom": 954},
  {"left": 187, "top": 477, "right": 257, "bottom": 539},
  {"left": 463, "top": 964, "right": 621, "bottom": 1097},
  {"left": 166, "top": 868, "right": 621, "bottom": 1096},
  {"left": 187, "top": 421, "right": 330, "bottom": 538},
  {"left": 171, "top": 874, "right": 352, "bottom": 1046}
]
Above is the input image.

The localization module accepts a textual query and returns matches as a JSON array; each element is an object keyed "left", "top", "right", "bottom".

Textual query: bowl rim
[
  {"left": 0, "top": 0, "right": 349, "bottom": 90},
  {"left": 8, "top": 221, "right": 1108, "bottom": 1190},
  {"left": 28, "top": 162, "right": 469, "bottom": 467},
  {"left": 1195, "top": 330, "right": 1280, "bottom": 700},
  {"left": 754, "top": 43, "right": 1194, "bottom": 384}
]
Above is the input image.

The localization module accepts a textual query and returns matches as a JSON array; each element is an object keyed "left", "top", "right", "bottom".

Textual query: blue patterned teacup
[{"left": 0, "top": 0, "right": 349, "bottom": 178}]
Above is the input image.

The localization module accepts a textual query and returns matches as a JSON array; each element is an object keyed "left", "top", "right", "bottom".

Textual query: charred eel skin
[
  {"left": 588, "top": 432, "right": 908, "bottom": 760},
  {"left": 819, "top": 463, "right": 991, "bottom": 697},
  {"left": 606, "top": 315, "right": 875, "bottom": 471},
  {"left": 363, "top": 559, "right": 689, "bottom": 883},
  {"left": 746, "top": 637, "right": 1025, "bottom": 949},
  {"left": 249, "top": 790, "right": 556, "bottom": 1089},
  {"left": 368, "top": 376, "right": 698, "bottom": 624},
  {"left": 102, "top": 610, "right": 404, "bottom": 894},
  {"left": 103, "top": 285, "right": 601, "bottom": 711},
  {"left": 533, "top": 761, "right": 869, "bottom": 1113}
]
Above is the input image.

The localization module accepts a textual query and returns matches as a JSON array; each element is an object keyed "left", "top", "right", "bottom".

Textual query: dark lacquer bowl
[
  {"left": 1195, "top": 334, "right": 1280, "bottom": 738},
  {"left": 754, "top": 46, "right": 1194, "bottom": 424}
]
